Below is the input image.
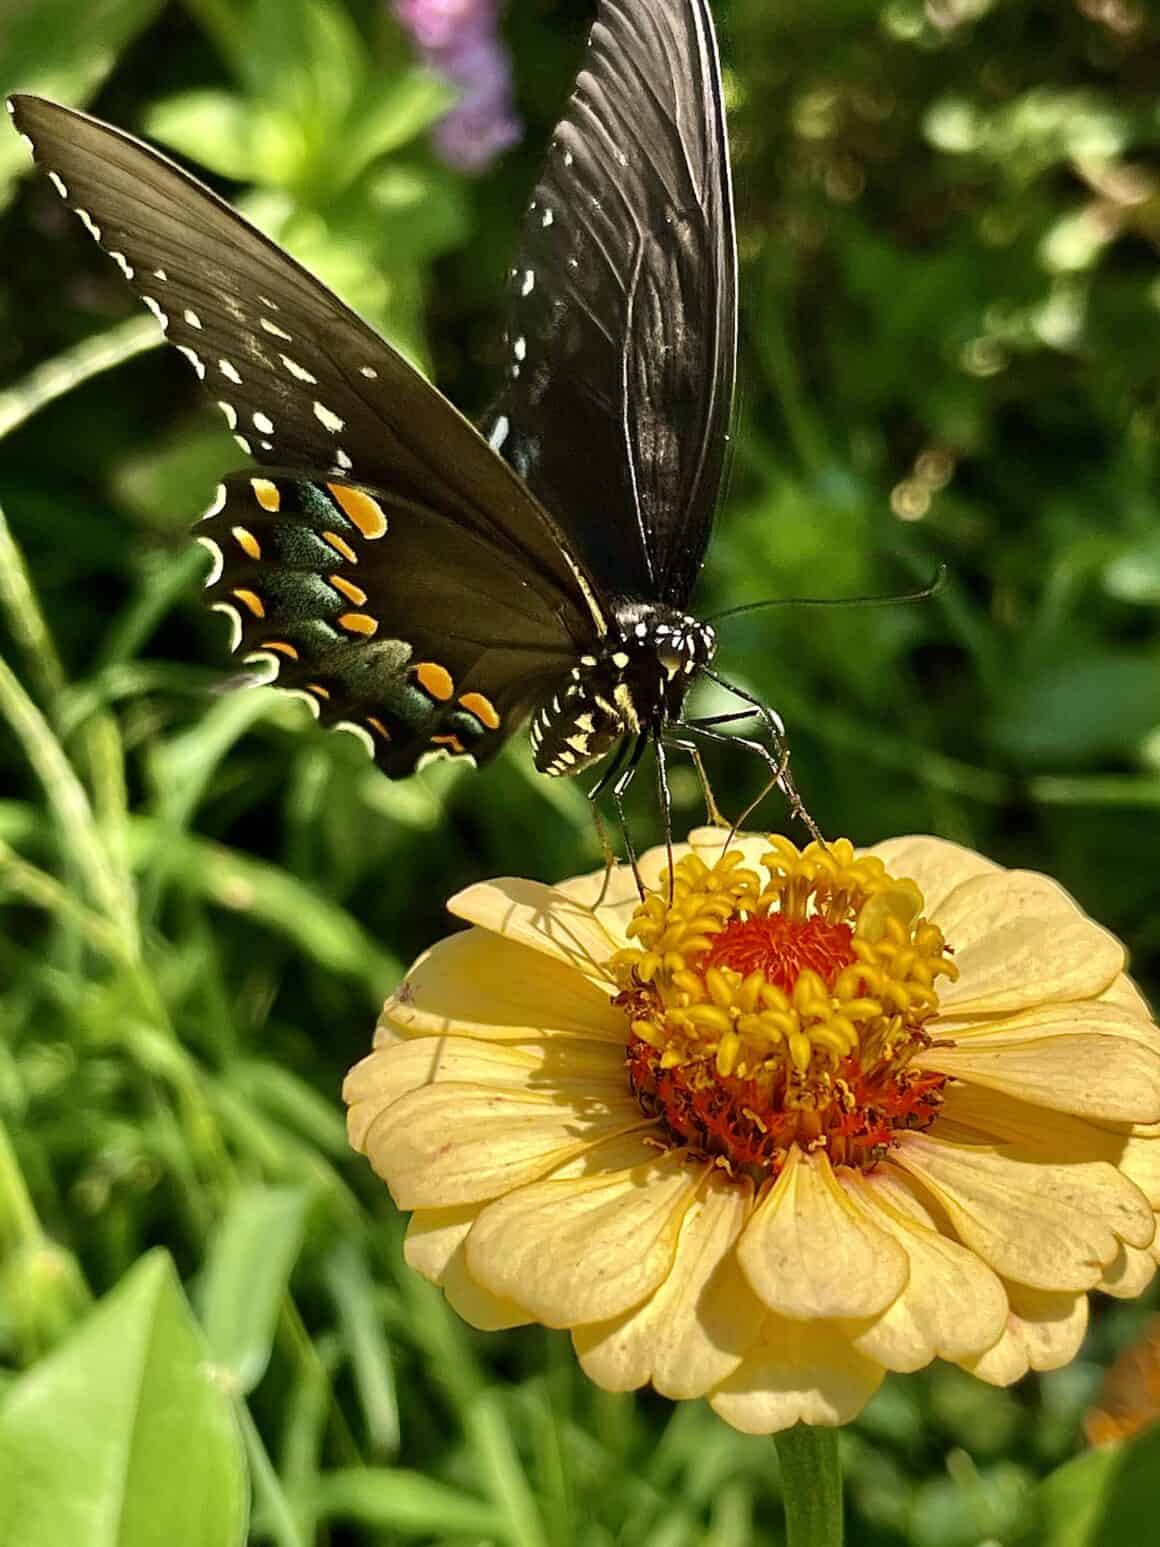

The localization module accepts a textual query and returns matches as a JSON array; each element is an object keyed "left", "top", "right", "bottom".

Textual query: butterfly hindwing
[
  {"left": 7, "top": 92, "right": 606, "bottom": 640},
  {"left": 486, "top": 0, "right": 737, "bottom": 609},
  {"left": 199, "top": 472, "right": 574, "bottom": 775}
]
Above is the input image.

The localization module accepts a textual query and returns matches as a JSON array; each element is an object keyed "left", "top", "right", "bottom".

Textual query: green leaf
[
  {"left": 0, "top": 1251, "right": 248, "bottom": 1547},
  {"left": 335, "top": 70, "right": 454, "bottom": 191},
  {"left": 315, "top": 1468, "right": 506, "bottom": 1538},
  {"left": 0, "top": 0, "right": 165, "bottom": 211},
  {"left": 1017, "top": 1422, "right": 1160, "bottom": 1545},
  {"left": 197, "top": 1185, "right": 312, "bottom": 1396},
  {"left": 142, "top": 91, "right": 257, "bottom": 182}
]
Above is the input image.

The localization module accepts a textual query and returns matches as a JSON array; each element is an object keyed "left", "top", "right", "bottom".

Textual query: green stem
[{"left": 774, "top": 1425, "right": 843, "bottom": 1547}]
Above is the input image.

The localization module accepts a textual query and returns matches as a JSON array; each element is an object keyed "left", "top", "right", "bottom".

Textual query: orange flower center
[{"left": 610, "top": 837, "right": 958, "bottom": 1180}]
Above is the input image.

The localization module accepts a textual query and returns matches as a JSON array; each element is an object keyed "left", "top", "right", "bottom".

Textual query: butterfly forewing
[
  {"left": 7, "top": 92, "right": 604, "bottom": 637},
  {"left": 200, "top": 472, "right": 573, "bottom": 775},
  {"left": 486, "top": 0, "right": 737, "bottom": 609}
]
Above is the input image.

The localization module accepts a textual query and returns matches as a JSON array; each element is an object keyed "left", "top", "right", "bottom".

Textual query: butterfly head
[{"left": 530, "top": 606, "right": 716, "bottom": 778}]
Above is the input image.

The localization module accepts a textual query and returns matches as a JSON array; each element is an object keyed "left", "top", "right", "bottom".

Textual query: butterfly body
[{"left": 530, "top": 607, "right": 717, "bottom": 777}]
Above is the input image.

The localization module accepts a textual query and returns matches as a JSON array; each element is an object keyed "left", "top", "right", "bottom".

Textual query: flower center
[{"left": 610, "top": 837, "right": 959, "bottom": 1179}]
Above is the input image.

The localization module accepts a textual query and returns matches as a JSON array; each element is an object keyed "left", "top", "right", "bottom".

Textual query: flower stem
[{"left": 774, "top": 1425, "right": 843, "bottom": 1546}]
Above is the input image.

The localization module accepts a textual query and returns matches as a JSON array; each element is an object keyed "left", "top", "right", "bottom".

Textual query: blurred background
[{"left": 2, "top": 0, "right": 1160, "bottom": 1542}]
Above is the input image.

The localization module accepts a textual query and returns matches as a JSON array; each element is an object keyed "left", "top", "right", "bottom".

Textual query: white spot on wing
[
  {"left": 47, "top": 171, "right": 68, "bottom": 198},
  {"left": 211, "top": 602, "right": 243, "bottom": 652},
  {"left": 142, "top": 296, "right": 168, "bottom": 330},
  {"left": 334, "top": 721, "right": 375, "bottom": 758},
  {"left": 513, "top": 336, "right": 527, "bottom": 361},
  {"left": 359, "top": 366, "right": 378, "bottom": 379},
  {"left": 177, "top": 345, "right": 206, "bottom": 379},
  {"left": 417, "top": 747, "right": 479, "bottom": 772},
  {"left": 243, "top": 650, "right": 281, "bottom": 686},
  {"left": 109, "top": 251, "right": 134, "bottom": 280},
  {"left": 217, "top": 401, "right": 238, "bottom": 429},
  {"left": 282, "top": 689, "right": 321, "bottom": 720},
  {"left": 489, "top": 414, "right": 510, "bottom": 452},
  {"left": 183, "top": 308, "right": 203, "bottom": 330},
  {"left": 313, "top": 401, "right": 345, "bottom": 434},
  {"left": 280, "top": 354, "right": 317, "bottom": 383},
  {"left": 521, "top": 269, "right": 535, "bottom": 297},
  {"left": 219, "top": 359, "right": 242, "bottom": 385},
  {"left": 334, "top": 448, "right": 353, "bottom": 472},
  {"left": 196, "top": 535, "right": 224, "bottom": 585},
  {"left": 75, "top": 208, "right": 101, "bottom": 240},
  {"left": 260, "top": 317, "right": 292, "bottom": 342},
  {"left": 252, "top": 411, "right": 274, "bottom": 435},
  {"left": 201, "top": 483, "right": 228, "bottom": 520},
  {"left": 153, "top": 268, "right": 168, "bottom": 281},
  {"left": 542, "top": 208, "right": 554, "bottom": 227},
  {"left": 234, "top": 434, "right": 253, "bottom": 455}
]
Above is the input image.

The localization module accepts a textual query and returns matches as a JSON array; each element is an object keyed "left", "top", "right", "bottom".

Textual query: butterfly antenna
[{"left": 706, "top": 564, "right": 947, "bottom": 625}]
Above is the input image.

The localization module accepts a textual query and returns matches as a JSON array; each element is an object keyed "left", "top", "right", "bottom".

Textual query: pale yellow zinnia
[{"left": 344, "top": 830, "right": 1160, "bottom": 1434}]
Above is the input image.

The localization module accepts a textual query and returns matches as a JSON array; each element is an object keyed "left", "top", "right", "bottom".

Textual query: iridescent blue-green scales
[{"left": 197, "top": 475, "right": 507, "bottom": 769}]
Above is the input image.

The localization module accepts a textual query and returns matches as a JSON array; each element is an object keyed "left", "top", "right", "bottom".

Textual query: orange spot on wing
[
  {"left": 307, "top": 682, "right": 331, "bottom": 700},
  {"left": 232, "top": 524, "right": 262, "bottom": 559},
  {"left": 415, "top": 662, "right": 454, "bottom": 701},
  {"left": 339, "top": 612, "right": 379, "bottom": 637},
  {"left": 323, "top": 530, "right": 358, "bottom": 564},
  {"left": 432, "top": 734, "right": 467, "bottom": 754},
  {"left": 366, "top": 716, "right": 391, "bottom": 740},
  {"left": 328, "top": 483, "right": 387, "bottom": 539},
  {"left": 232, "top": 587, "right": 265, "bottom": 618},
  {"left": 330, "top": 574, "right": 368, "bottom": 606},
  {"left": 262, "top": 640, "right": 299, "bottom": 659},
  {"left": 251, "top": 478, "right": 281, "bottom": 512},
  {"left": 459, "top": 691, "right": 501, "bottom": 731}
]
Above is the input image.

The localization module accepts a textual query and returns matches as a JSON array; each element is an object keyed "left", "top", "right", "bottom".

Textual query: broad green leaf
[
  {"left": 143, "top": 91, "right": 256, "bottom": 182},
  {"left": 0, "top": 0, "right": 165, "bottom": 209},
  {"left": 0, "top": 1251, "right": 247, "bottom": 1547},
  {"left": 1017, "top": 1422, "right": 1160, "bottom": 1545},
  {"left": 335, "top": 71, "right": 454, "bottom": 192},
  {"left": 197, "top": 1185, "right": 312, "bottom": 1395}
]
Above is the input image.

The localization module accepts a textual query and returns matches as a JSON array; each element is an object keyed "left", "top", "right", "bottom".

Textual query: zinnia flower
[
  {"left": 393, "top": 0, "right": 522, "bottom": 173},
  {"left": 345, "top": 829, "right": 1160, "bottom": 1433}
]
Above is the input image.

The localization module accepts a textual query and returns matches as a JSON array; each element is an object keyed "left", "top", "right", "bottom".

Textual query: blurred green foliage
[{"left": 1, "top": 0, "right": 1160, "bottom": 1542}]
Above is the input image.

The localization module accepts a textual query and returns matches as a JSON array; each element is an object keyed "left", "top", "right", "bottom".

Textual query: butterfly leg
[
  {"left": 655, "top": 735, "right": 676, "bottom": 902},
  {"left": 680, "top": 715, "right": 824, "bottom": 847},
  {"left": 589, "top": 802, "right": 618, "bottom": 910},
  {"left": 611, "top": 734, "right": 650, "bottom": 899},
  {"left": 695, "top": 671, "right": 824, "bottom": 845},
  {"left": 663, "top": 733, "right": 729, "bottom": 828}
]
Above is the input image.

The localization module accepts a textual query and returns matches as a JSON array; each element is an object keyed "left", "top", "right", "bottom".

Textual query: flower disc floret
[{"left": 611, "top": 838, "right": 959, "bottom": 1176}]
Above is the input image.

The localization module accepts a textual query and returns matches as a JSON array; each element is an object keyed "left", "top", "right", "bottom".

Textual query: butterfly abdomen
[{"left": 530, "top": 608, "right": 717, "bottom": 778}]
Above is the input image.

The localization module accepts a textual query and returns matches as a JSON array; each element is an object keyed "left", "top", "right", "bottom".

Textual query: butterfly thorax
[{"left": 529, "top": 605, "right": 717, "bottom": 777}]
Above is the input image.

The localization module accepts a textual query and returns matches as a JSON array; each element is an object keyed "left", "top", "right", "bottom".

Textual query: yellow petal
[
  {"left": 448, "top": 877, "right": 619, "bottom": 986},
  {"left": 838, "top": 1168, "right": 1007, "bottom": 1370},
  {"left": 930, "top": 870, "right": 1124, "bottom": 1015},
  {"left": 961, "top": 1283, "right": 1088, "bottom": 1386},
  {"left": 1098, "top": 1238, "right": 1158, "bottom": 1299},
  {"left": 381, "top": 926, "right": 623, "bottom": 1043},
  {"left": 941, "top": 1083, "right": 1160, "bottom": 1209},
  {"left": 919, "top": 1003, "right": 1160, "bottom": 1123},
  {"left": 1100, "top": 973, "right": 1153, "bottom": 1018},
  {"left": 736, "top": 1147, "right": 908, "bottom": 1320},
  {"left": 894, "top": 1130, "right": 1154, "bottom": 1291},
  {"left": 404, "top": 1209, "right": 530, "bottom": 1331},
  {"left": 465, "top": 1150, "right": 705, "bottom": 1327},
  {"left": 364, "top": 1079, "right": 644, "bottom": 1210},
  {"left": 708, "top": 1315, "right": 884, "bottom": 1434},
  {"left": 865, "top": 835, "right": 1002, "bottom": 917},
  {"left": 559, "top": 841, "right": 696, "bottom": 944},
  {"left": 573, "top": 1173, "right": 765, "bottom": 1398},
  {"left": 344, "top": 1035, "right": 628, "bottom": 1154}
]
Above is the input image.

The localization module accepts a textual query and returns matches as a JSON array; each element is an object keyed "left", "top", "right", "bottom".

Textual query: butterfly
[{"left": 8, "top": 0, "right": 818, "bottom": 869}]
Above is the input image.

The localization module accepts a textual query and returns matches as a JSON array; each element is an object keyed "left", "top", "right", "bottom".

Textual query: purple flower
[{"left": 393, "top": 0, "right": 522, "bottom": 173}]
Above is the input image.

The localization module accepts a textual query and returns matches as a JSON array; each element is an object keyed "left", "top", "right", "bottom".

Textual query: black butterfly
[{"left": 8, "top": 0, "right": 817, "bottom": 866}]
